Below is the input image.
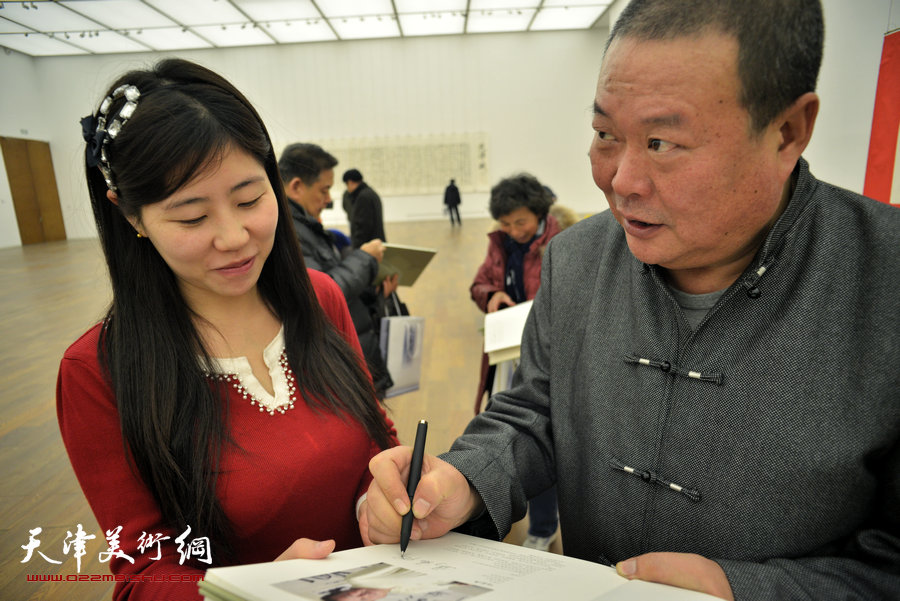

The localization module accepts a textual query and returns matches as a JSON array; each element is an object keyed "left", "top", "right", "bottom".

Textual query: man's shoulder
[{"left": 802, "top": 171, "right": 900, "bottom": 246}]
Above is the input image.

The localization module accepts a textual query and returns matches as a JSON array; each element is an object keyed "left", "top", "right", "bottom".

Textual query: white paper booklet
[
  {"left": 483, "top": 300, "right": 533, "bottom": 365},
  {"left": 200, "top": 532, "right": 721, "bottom": 601}
]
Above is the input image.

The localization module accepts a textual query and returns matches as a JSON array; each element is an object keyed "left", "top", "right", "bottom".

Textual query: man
[
  {"left": 444, "top": 178, "right": 462, "bottom": 225},
  {"left": 342, "top": 168, "right": 387, "bottom": 249},
  {"left": 362, "top": 1, "right": 900, "bottom": 599},
  {"left": 279, "top": 144, "right": 396, "bottom": 397}
]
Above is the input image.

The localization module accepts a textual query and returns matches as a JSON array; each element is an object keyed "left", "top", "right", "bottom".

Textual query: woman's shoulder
[
  {"left": 63, "top": 322, "right": 104, "bottom": 364},
  {"left": 307, "top": 269, "right": 344, "bottom": 311}
]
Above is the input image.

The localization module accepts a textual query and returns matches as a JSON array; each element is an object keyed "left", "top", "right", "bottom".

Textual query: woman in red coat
[{"left": 469, "top": 174, "right": 560, "bottom": 552}]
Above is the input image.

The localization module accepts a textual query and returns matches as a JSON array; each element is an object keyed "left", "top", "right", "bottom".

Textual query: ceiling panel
[
  {"left": 144, "top": 0, "right": 246, "bottom": 26},
  {"left": 531, "top": 6, "right": 609, "bottom": 31},
  {"left": 329, "top": 14, "right": 399, "bottom": 39},
  {"left": 316, "top": 0, "right": 395, "bottom": 18},
  {"left": 1, "top": 2, "right": 103, "bottom": 32},
  {"left": 59, "top": 0, "right": 176, "bottom": 29},
  {"left": 232, "top": 0, "right": 320, "bottom": 22},
  {"left": 192, "top": 23, "right": 275, "bottom": 47},
  {"left": 0, "top": 0, "right": 610, "bottom": 57},
  {"left": 399, "top": 12, "right": 465, "bottom": 37},
  {"left": 469, "top": 0, "right": 541, "bottom": 9},
  {"left": 264, "top": 19, "right": 336, "bottom": 44},
  {"left": 64, "top": 28, "right": 151, "bottom": 53},
  {"left": 467, "top": 9, "right": 536, "bottom": 34},
  {"left": 0, "top": 16, "right": 30, "bottom": 33},
  {"left": 395, "top": 0, "right": 467, "bottom": 13},
  {"left": 131, "top": 27, "right": 214, "bottom": 51},
  {"left": 0, "top": 31, "right": 88, "bottom": 55}
]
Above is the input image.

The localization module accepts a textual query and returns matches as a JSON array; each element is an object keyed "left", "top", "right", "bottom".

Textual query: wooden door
[{"left": 0, "top": 136, "right": 67, "bottom": 245}]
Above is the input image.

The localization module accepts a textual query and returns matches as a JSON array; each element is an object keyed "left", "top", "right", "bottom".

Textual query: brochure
[
  {"left": 200, "top": 532, "right": 721, "bottom": 601},
  {"left": 376, "top": 243, "right": 437, "bottom": 287},
  {"left": 483, "top": 301, "right": 533, "bottom": 365}
]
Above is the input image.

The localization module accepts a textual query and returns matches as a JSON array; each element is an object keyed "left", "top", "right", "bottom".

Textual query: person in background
[
  {"left": 363, "top": 0, "right": 900, "bottom": 599},
  {"left": 544, "top": 185, "right": 580, "bottom": 230},
  {"left": 469, "top": 173, "right": 561, "bottom": 552},
  {"left": 59, "top": 59, "right": 397, "bottom": 601},
  {"left": 279, "top": 143, "right": 398, "bottom": 399},
  {"left": 444, "top": 178, "right": 462, "bottom": 226},
  {"left": 342, "top": 169, "right": 386, "bottom": 249}
]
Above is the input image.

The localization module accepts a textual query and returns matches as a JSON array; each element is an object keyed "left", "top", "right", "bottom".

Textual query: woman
[
  {"left": 469, "top": 173, "right": 560, "bottom": 552},
  {"left": 58, "top": 59, "right": 397, "bottom": 601}
]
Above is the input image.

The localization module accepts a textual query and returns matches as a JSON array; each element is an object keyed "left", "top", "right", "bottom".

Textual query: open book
[
  {"left": 483, "top": 300, "right": 533, "bottom": 365},
  {"left": 376, "top": 243, "right": 437, "bottom": 287},
  {"left": 199, "top": 532, "right": 721, "bottom": 601}
]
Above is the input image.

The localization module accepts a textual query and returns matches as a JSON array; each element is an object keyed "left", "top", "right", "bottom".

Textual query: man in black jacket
[
  {"left": 279, "top": 144, "right": 396, "bottom": 397},
  {"left": 342, "top": 169, "right": 386, "bottom": 249}
]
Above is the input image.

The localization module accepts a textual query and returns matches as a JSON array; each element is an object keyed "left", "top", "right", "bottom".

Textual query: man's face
[
  {"left": 589, "top": 33, "right": 787, "bottom": 293},
  {"left": 293, "top": 168, "right": 334, "bottom": 218}
]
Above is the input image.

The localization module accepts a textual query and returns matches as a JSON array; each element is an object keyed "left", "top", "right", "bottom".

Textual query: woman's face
[
  {"left": 125, "top": 145, "right": 279, "bottom": 311},
  {"left": 498, "top": 206, "right": 540, "bottom": 244}
]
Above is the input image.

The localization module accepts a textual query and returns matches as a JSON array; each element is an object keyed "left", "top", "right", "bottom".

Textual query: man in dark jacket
[
  {"left": 444, "top": 179, "right": 462, "bottom": 226},
  {"left": 342, "top": 169, "right": 386, "bottom": 249},
  {"left": 279, "top": 144, "right": 395, "bottom": 397}
]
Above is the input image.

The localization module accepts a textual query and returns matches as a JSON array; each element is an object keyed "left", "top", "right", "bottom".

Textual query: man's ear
[
  {"left": 775, "top": 92, "right": 820, "bottom": 176},
  {"left": 108, "top": 190, "right": 143, "bottom": 235},
  {"left": 285, "top": 176, "right": 305, "bottom": 200}
]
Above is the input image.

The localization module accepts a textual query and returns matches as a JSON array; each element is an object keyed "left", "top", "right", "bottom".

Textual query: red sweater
[{"left": 56, "top": 270, "right": 397, "bottom": 601}]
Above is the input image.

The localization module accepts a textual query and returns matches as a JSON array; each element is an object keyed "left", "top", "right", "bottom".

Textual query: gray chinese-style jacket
[{"left": 442, "top": 158, "right": 900, "bottom": 599}]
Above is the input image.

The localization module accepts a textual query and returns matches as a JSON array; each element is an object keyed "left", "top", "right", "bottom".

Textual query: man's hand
[
  {"left": 364, "top": 447, "right": 483, "bottom": 545},
  {"left": 361, "top": 239, "right": 386, "bottom": 262},
  {"left": 274, "top": 538, "right": 335, "bottom": 561},
  {"left": 487, "top": 292, "right": 515, "bottom": 313},
  {"left": 616, "top": 552, "right": 734, "bottom": 600},
  {"left": 381, "top": 273, "right": 399, "bottom": 298}
]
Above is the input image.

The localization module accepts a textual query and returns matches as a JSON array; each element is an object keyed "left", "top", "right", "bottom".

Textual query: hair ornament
[{"left": 80, "top": 84, "right": 141, "bottom": 192}]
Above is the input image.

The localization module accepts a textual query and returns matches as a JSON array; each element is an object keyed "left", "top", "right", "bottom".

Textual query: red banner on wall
[{"left": 863, "top": 30, "right": 900, "bottom": 204}]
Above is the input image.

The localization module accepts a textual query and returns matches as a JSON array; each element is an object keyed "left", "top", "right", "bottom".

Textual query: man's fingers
[
  {"left": 363, "top": 477, "right": 403, "bottom": 543},
  {"left": 369, "top": 447, "right": 415, "bottom": 515},
  {"left": 616, "top": 552, "right": 733, "bottom": 601}
]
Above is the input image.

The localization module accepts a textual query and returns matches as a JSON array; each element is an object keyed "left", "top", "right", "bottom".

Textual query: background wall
[{"left": 0, "top": 0, "right": 894, "bottom": 248}]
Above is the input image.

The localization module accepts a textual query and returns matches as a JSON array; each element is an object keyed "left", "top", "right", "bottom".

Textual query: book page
[
  {"left": 202, "top": 533, "right": 720, "bottom": 601},
  {"left": 482, "top": 301, "right": 533, "bottom": 354}
]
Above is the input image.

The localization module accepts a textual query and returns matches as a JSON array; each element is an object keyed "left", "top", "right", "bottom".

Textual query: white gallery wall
[{"left": 0, "top": 0, "right": 894, "bottom": 248}]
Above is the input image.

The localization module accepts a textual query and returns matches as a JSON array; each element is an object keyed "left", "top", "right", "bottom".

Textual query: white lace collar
[{"left": 206, "top": 327, "right": 296, "bottom": 414}]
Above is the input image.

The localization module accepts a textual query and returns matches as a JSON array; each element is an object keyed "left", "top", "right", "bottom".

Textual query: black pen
[{"left": 400, "top": 419, "right": 427, "bottom": 558}]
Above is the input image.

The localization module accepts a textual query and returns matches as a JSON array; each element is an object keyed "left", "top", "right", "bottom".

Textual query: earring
[{"left": 136, "top": 232, "right": 144, "bottom": 238}]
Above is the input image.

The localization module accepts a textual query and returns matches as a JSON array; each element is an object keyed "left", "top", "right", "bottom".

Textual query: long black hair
[{"left": 83, "top": 58, "right": 394, "bottom": 560}]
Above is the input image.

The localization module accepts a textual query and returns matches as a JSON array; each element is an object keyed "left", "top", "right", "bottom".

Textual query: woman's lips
[{"left": 215, "top": 256, "right": 254, "bottom": 276}]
